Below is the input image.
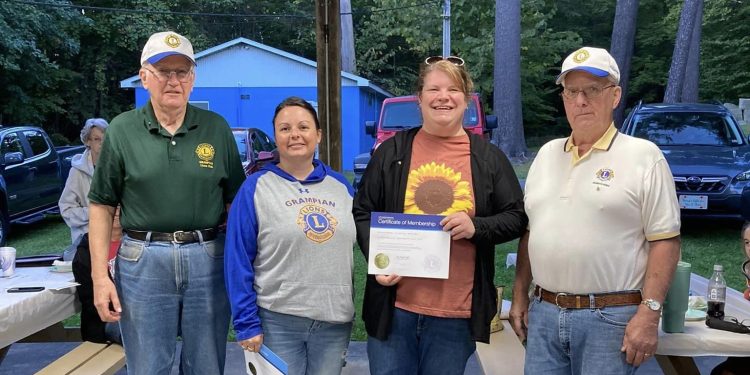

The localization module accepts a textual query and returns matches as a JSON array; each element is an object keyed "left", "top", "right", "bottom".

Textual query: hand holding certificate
[
  {"left": 244, "top": 345, "right": 288, "bottom": 375},
  {"left": 368, "top": 212, "right": 450, "bottom": 279}
]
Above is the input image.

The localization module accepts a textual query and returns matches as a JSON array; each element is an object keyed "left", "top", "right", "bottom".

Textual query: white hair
[{"left": 80, "top": 118, "right": 109, "bottom": 145}]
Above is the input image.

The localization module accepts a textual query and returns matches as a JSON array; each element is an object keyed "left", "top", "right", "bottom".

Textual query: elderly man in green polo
[
  {"left": 88, "top": 31, "right": 245, "bottom": 374},
  {"left": 510, "top": 47, "right": 681, "bottom": 374}
]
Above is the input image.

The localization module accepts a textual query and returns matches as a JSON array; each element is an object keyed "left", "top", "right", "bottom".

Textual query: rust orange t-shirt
[{"left": 395, "top": 129, "right": 476, "bottom": 318}]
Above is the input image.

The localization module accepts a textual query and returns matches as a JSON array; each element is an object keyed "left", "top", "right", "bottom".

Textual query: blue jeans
[
  {"left": 367, "top": 307, "right": 476, "bottom": 375},
  {"left": 524, "top": 295, "right": 639, "bottom": 375},
  {"left": 258, "top": 308, "right": 352, "bottom": 375},
  {"left": 115, "top": 234, "right": 230, "bottom": 375}
]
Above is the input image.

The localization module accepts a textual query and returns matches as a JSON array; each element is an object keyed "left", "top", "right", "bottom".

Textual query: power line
[
  {"left": 10, "top": 0, "right": 440, "bottom": 19},
  {"left": 9, "top": 0, "right": 313, "bottom": 19},
  {"left": 343, "top": 1, "right": 441, "bottom": 16}
]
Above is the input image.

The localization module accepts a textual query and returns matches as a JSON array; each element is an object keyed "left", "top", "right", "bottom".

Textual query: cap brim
[
  {"left": 146, "top": 51, "right": 196, "bottom": 66},
  {"left": 555, "top": 67, "right": 609, "bottom": 85}
]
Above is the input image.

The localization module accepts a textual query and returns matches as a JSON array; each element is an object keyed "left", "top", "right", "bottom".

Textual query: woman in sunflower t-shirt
[{"left": 353, "top": 57, "right": 527, "bottom": 375}]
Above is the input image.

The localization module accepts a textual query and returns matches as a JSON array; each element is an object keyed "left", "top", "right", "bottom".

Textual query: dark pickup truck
[{"left": 0, "top": 125, "right": 85, "bottom": 244}]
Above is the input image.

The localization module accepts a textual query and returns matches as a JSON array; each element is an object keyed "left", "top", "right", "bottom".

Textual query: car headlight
[
  {"left": 735, "top": 170, "right": 750, "bottom": 181},
  {"left": 354, "top": 163, "right": 368, "bottom": 170}
]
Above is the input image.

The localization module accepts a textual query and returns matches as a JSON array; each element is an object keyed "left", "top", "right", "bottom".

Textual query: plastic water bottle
[{"left": 707, "top": 264, "right": 727, "bottom": 319}]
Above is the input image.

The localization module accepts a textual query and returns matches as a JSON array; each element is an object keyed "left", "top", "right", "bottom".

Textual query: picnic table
[
  {"left": 475, "top": 274, "right": 750, "bottom": 375},
  {"left": 0, "top": 267, "right": 80, "bottom": 363}
]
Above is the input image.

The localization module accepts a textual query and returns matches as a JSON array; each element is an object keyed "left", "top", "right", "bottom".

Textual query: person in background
[
  {"left": 59, "top": 118, "right": 122, "bottom": 344},
  {"left": 88, "top": 31, "right": 245, "bottom": 374},
  {"left": 225, "top": 96, "right": 356, "bottom": 375},
  {"left": 60, "top": 118, "right": 111, "bottom": 251},
  {"left": 710, "top": 222, "right": 750, "bottom": 375},
  {"left": 510, "top": 47, "right": 681, "bottom": 374},
  {"left": 353, "top": 56, "right": 527, "bottom": 375}
]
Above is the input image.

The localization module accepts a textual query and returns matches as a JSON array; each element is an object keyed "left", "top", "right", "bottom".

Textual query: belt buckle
[
  {"left": 172, "top": 230, "right": 190, "bottom": 243},
  {"left": 555, "top": 292, "right": 568, "bottom": 308}
]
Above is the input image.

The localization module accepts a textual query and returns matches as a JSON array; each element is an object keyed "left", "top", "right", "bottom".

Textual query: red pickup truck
[{"left": 353, "top": 94, "right": 497, "bottom": 189}]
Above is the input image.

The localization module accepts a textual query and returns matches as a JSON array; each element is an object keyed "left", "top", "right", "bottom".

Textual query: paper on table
[
  {"left": 1, "top": 270, "right": 78, "bottom": 291},
  {"left": 244, "top": 345, "right": 288, "bottom": 375}
]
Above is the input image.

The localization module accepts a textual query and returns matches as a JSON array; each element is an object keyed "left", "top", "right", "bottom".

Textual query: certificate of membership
[{"left": 368, "top": 212, "right": 450, "bottom": 279}]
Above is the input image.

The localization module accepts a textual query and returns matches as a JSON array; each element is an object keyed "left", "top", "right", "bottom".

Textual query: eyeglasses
[
  {"left": 722, "top": 316, "right": 750, "bottom": 328},
  {"left": 560, "top": 85, "right": 615, "bottom": 100},
  {"left": 424, "top": 55, "right": 465, "bottom": 66},
  {"left": 143, "top": 67, "right": 193, "bottom": 83}
]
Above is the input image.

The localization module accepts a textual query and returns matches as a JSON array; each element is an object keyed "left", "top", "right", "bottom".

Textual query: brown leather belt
[
  {"left": 124, "top": 228, "right": 217, "bottom": 244},
  {"left": 535, "top": 286, "right": 642, "bottom": 309}
]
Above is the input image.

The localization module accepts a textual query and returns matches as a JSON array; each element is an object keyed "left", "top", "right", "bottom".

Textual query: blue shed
[{"left": 120, "top": 37, "right": 391, "bottom": 171}]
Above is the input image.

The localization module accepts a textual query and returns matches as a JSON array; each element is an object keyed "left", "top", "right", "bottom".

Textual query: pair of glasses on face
[
  {"left": 560, "top": 85, "right": 615, "bottom": 100},
  {"left": 143, "top": 67, "right": 193, "bottom": 83},
  {"left": 424, "top": 55, "right": 465, "bottom": 66}
]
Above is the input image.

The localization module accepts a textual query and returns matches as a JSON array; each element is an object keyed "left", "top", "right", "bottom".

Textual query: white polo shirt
[{"left": 525, "top": 124, "right": 680, "bottom": 294}]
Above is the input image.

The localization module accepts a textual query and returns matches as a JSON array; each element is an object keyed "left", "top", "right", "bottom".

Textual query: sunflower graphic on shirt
[{"left": 404, "top": 162, "right": 473, "bottom": 215}]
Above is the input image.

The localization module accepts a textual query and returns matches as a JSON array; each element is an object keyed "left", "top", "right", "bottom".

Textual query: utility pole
[
  {"left": 442, "top": 0, "right": 451, "bottom": 57},
  {"left": 315, "top": 0, "right": 342, "bottom": 171}
]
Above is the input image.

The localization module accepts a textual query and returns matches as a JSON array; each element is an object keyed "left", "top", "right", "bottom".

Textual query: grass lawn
[{"left": 9, "top": 182, "right": 748, "bottom": 342}]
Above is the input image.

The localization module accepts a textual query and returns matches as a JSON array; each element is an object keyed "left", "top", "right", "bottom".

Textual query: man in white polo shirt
[{"left": 509, "top": 47, "right": 681, "bottom": 374}]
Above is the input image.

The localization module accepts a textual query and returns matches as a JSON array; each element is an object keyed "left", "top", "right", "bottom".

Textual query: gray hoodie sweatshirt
[{"left": 59, "top": 150, "right": 93, "bottom": 244}]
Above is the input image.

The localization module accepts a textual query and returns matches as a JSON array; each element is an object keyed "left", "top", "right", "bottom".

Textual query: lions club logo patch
[
  {"left": 573, "top": 48, "right": 590, "bottom": 63},
  {"left": 596, "top": 168, "right": 614, "bottom": 181},
  {"left": 165, "top": 34, "right": 181, "bottom": 48},
  {"left": 195, "top": 143, "right": 215, "bottom": 169},
  {"left": 296, "top": 204, "right": 337, "bottom": 243}
]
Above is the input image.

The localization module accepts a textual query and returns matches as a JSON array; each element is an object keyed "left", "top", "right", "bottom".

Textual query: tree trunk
[
  {"left": 664, "top": 0, "right": 700, "bottom": 103},
  {"left": 492, "top": 0, "right": 527, "bottom": 158},
  {"left": 681, "top": 0, "right": 703, "bottom": 103},
  {"left": 610, "top": 0, "right": 639, "bottom": 128},
  {"left": 340, "top": 0, "right": 356, "bottom": 74}
]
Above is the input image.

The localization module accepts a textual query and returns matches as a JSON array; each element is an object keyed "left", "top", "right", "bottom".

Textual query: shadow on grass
[{"left": 8, "top": 215, "right": 70, "bottom": 257}]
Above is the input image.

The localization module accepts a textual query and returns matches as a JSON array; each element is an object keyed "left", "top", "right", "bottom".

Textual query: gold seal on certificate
[{"left": 374, "top": 253, "right": 390, "bottom": 269}]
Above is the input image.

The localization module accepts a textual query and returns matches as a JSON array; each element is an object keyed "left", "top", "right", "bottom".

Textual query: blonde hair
[{"left": 416, "top": 60, "right": 474, "bottom": 100}]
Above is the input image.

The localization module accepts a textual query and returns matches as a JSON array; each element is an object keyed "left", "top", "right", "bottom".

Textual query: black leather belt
[{"left": 124, "top": 228, "right": 217, "bottom": 244}]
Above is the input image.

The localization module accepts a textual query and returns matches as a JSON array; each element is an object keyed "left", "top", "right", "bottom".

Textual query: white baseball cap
[
  {"left": 140, "top": 31, "right": 196, "bottom": 66},
  {"left": 556, "top": 47, "right": 619, "bottom": 85}
]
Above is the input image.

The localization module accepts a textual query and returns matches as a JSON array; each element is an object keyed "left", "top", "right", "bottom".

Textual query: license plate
[{"left": 679, "top": 195, "right": 708, "bottom": 210}]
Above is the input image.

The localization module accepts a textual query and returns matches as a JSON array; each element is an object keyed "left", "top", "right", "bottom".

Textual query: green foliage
[
  {"left": 2, "top": 0, "right": 749, "bottom": 144},
  {"left": 700, "top": 0, "right": 750, "bottom": 101},
  {"left": 0, "top": 1, "right": 86, "bottom": 125},
  {"left": 49, "top": 132, "right": 72, "bottom": 146}
]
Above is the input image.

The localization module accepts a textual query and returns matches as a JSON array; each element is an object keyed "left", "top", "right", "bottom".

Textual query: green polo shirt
[{"left": 89, "top": 101, "right": 245, "bottom": 232}]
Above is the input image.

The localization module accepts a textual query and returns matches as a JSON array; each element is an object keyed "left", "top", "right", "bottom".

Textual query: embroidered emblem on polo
[
  {"left": 195, "top": 143, "right": 215, "bottom": 169},
  {"left": 165, "top": 34, "right": 181, "bottom": 48},
  {"left": 596, "top": 168, "right": 614, "bottom": 181},
  {"left": 296, "top": 204, "right": 337, "bottom": 243}
]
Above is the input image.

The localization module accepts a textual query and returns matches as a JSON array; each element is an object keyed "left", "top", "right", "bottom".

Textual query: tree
[
  {"left": 664, "top": 0, "right": 701, "bottom": 103},
  {"left": 492, "top": 0, "right": 526, "bottom": 157},
  {"left": 0, "top": 1, "right": 85, "bottom": 125},
  {"left": 681, "top": 0, "right": 703, "bottom": 102},
  {"left": 341, "top": 0, "right": 356, "bottom": 73},
  {"left": 697, "top": 0, "right": 748, "bottom": 102},
  {"left": 610, "top": 0, "right": 639, "bottom": 127}
]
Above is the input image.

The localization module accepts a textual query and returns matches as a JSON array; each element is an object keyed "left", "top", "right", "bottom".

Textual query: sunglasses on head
[{"left": 424, "top": 55, "right": 465, "bottom": 66}]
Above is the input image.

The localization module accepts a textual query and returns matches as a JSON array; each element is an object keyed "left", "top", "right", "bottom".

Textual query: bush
[{"left": 49, "top": 133, "right": 72, "bottom": 146}]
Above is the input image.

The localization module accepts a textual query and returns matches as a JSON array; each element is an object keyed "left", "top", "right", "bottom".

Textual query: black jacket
[{"left": 353, "top": 127, "right": 527, "bottom": 343}]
